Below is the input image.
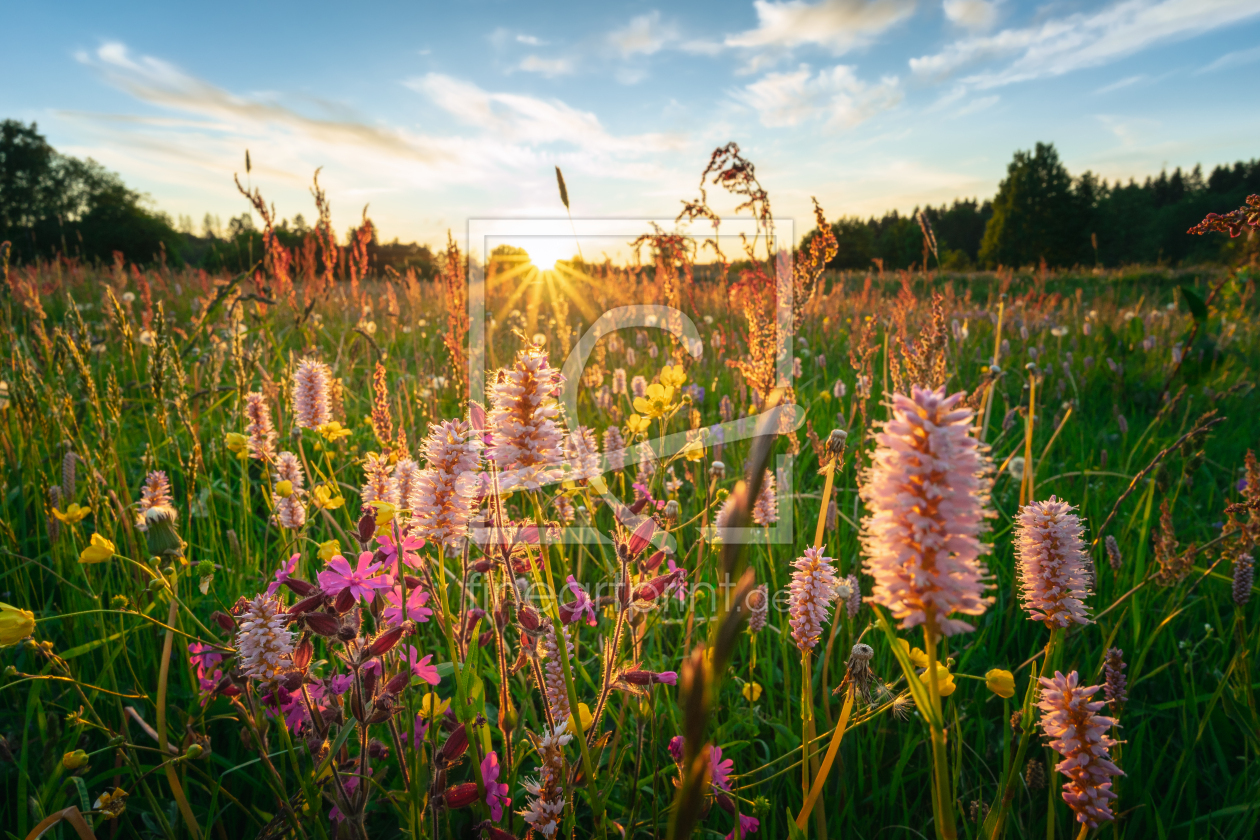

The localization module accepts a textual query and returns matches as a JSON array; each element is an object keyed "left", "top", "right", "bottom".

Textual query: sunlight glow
[{"left": 499, "top": 236, "right": 577, "bottom": 270}]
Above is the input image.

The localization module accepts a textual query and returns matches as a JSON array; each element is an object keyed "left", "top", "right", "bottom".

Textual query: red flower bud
[
  {"left": 368, "top": 625, "right": 406, "bottom": 657},
  {"left": 385, "top": 671, "right": 410, "bottom": 695},
  {"left": 629, "top": 496, "right": 650, "bottom": 515},
  {"left": 634, "top": 569, "right": 683, "bottom": 601},
  {"left": 644, "top": 549, "right": 667, "bottom": 571},
  {"left": 357, "top": 513, "right": 376, "bottom": 545},
  {"left": 333, "top": 588, "right": 356, "bottom": 614},
  {"left": 477, "top": 629, "right": 495, "bottom": 649},
  {"left": 437, "top": 724, "right": 468, "bottom": 764},
  {"left": 211, "top": 610, "right": 236, "bottom": 631},
  {"left": 282, "top": 577, "right": 319, "bottom": 597},
  {"left": 404, "top": 575, "right": 424, "bottom": 589},
  {"left": 283, "top": 671, "right": 305, "bottom": 691},
  {"left": 472, "top": 558, "right": 493, "bottom": 574},
  {"left": 304, "top": 612, "right": 340, "bottom": 636},
  {"left": 289, "top": 593, "right": 326, "bottom": 615},
  {"left": 716, "top": 793, "right": 736, "bottom": 815},
  {"left": 293, "top": 639, "right": 314, "bottom": 670},
  {"left": 479, "top": 826, "right": 520, "bottom": 840},
  {"left": 443, "top": 782, "right": 479, "bottom": 809},
  {"left": 517, "top": 604, "right": 543, "bottom": 632},
  {"left": 627, "top": 517, "right": 655, "bottom": 557}
]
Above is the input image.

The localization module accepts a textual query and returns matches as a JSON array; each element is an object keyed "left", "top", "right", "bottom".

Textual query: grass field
[{"left": 1, "top": 242, "right": 1258, "bottom": 840}]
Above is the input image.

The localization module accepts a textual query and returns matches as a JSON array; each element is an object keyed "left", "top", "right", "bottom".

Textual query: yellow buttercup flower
[
  {"left": 897, "top": 638, "right": 930, "bottom": 669},
  {"left": 53, "top": 503, "right": 90, "bottom": 524},
  {"left": 79, "top": 533, "right": 116, "bottom": 564},
  {"left": 919, "top": 665, "right": 956, "bottom": 697},
  {"left": 682, "top": 439, "right": 705, "bottom": 462},
  {"left": 312, "top": 484, "right": 345, "bottom": 510},
  {"left": 316, "top": 421, "right": 352, "bottom": 441},
  {"left": 275, "top": 480, "right": 294, "bottom": 499},
  {"left": 566, "top": 703, "right": 595, "bottom": 736},
  {"left": 371, "top": 501, "right": 397, "bottom": 535},
  {"left": 317, "top": 539, "right": 341, "bottom": 563},
  {"left": 63, "top": 749, "right": 89, "bottom": 770},
  {"left": 742, "top": 682, "right": 763, "bottom": 702},
  {"left": 225, "top": 432, "right": 248, "bottom": 457},
  {"left": 660, "top": 364, "right": 686, "bottom": 389},
  {"left": 626, "top": 414, "right": 651, "bottom": 435},
  {"left": 0, "top": 602, "right": 35, "bottom": 646},
  {"left": 985, "top": 668, "right": 1015, "bottom": 699},
  {"left": 419, "top": 693, "right": 450, "bottom": 719},
  {"left": 633, "top": 382, "right": 675, "bottom": 419}
]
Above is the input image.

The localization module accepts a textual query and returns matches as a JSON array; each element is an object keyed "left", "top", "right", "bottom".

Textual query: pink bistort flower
[
  {"left": 1037, "top": 670, "right": 1124, "bottom": 828},
  {"left": 859, "top": 386, "right": 993, "bottom": 636},
  {"left": 1015, "top": 496, "right": 1092, "bottom": 627},
  {"left": 787, "top": 546, "right": 841, "bottom": 652}
]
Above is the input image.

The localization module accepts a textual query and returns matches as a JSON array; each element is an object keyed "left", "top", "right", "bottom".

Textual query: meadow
[{"left": 1, "top": 172, "right": 1258, "bottom": 840}]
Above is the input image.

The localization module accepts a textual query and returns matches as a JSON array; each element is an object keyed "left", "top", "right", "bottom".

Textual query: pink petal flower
[
  {"left": 266, "top": 553, "right": 301, "bottom": 597},
  {"left": 407, "top": 646, "right": 440, "bottom": 685},
  {"left": 481, "top": 750, "right": 511, "bottom": 821}
]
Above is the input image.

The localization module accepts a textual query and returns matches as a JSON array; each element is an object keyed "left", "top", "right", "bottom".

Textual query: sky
[{"left": 4, "top": 0, "right": 1260, "bottom": 254}]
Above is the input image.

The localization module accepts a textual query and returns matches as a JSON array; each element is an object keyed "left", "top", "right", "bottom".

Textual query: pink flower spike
[
  {"left": 481, "top": 750, "right": 511, "bottom": 821},
  {"left": 407, "top": 646, "right": 440, "bottom": 685},
  {"left": 317, "top": 551, "right": 390, "bottom": 603},
  {"left": 266, "top": 553, "right": 301, "bottom": 597},
  {"left": 384, "top": 585, "right": 433, "bottom": 627}
]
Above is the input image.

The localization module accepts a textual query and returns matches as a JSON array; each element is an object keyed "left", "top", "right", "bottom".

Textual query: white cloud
[
  {"left": 517, "top": 34, "right": 545, "bottom": 46},
  {"left": 726, "top": 0, "right": 917, "bottom": 53},
  {"left": 1094, "top": 74, "right": 1147, "bottom": 94},
  {"left": 942, "top": 0, "right": 997, "bottom": 31},
  {"left": 518, "top": 55, "right": 575, "bottom": 77},
  {"left": 609, "top": 11, "right": 678, "bottom": 57},
  {"left": 737, "top": 64, "right": 902, "bottom": 127},
  {"left": 911, "top": 0, "right": 1260, "bottom": 87},
  {"left": 1195, "top": 43, "right": 1260, "bottom": 74}
]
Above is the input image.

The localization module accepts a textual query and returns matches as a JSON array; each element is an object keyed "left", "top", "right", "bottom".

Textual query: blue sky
[{"left": 4, "top": 0, "right": 1260, "bottom": 250}]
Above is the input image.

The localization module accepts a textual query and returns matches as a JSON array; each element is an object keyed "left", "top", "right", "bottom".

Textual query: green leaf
[
  {"left": 1181, "top": 286, "right": 1207, "bottom": 322},
  {"left": 786, "top": 807, "right": 807, "bottom": 840},
  {"left": 69, "top": 775, "right": 91, "bottom": 814}
]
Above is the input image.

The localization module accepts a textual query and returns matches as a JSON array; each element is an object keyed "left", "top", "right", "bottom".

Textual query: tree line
[{"left": 802, "top": 141, "right": 1260, "bottom": 271}]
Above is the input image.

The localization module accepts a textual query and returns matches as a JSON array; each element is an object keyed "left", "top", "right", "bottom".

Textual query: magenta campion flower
[
  {"left": 383, "top": 584, "right": 433, "bottom": 626},
  {"left": 266, "top": 553, "right": 300, "bottom": 597},
  {"left": 709, "top": 745, "right": 735, "bottom": 792},
  {"left": 329, "top": 775, "right": 360, "bottom": 827},
  {"left": 317, "top": 551, "right": 391, "bottom": 603},
  {"left": 187, "top": 642, "right": 223, "bottom": 677},
  {"left": 727, "top": 814, "right": 760, "bottom": 840},
  {"left": 328, "top": 673, "right": 354, "bottom": 695},
  {"left": 481, "top": 750, "right": 511, "bottom": 821},
  {"left": 563, "top": 575, "right": 596, "bottom": 626},
  {"left": 666, "top": 556, "right": 689, "bottom": 602},
  {"left": 376, "top": 530, "right": 424, "bottom": 569},
  {"left": 407, "top": 646, "right": 440, "bottom": 685}
]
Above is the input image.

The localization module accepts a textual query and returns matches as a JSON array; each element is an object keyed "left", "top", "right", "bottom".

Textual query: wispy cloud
[
  {"left": 608, "top": 11, "right": 678, "bottom": 57},
  {"left": 1094, "top": 74, "right": 1147, "bottom": 94},
  {"left": 726, "top": 0, "right": 917, "bottom": 53},
  {"left": 736, "top": 64, "right": 902, "bottom": 127},
  {"left": 517, "top": 34, "right": 546, "bottom": 46},
  {"left": 1194, "top": 43, "right": 1260, "bottom": 74},
  {"left": 518, "top": 55, "right": 575, "bottom": 77},
  {"left": 942, "top": 0, "right": 998, "bottom": 31},
  {"left": 911, "top": 0, "right": 1260, "bottom": 87}
]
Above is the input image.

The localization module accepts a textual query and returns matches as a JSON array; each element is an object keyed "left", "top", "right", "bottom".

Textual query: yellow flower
[
  {"left": 318, "top": 540, "right": 341, "bottom": 563},
  {"left": 588, "top": 475, "right": 608, "bottom": 495},
  {"left": 225, "top": 432, "right": 248, "bottom": 457},
  {"left": 63, "top": 749, "right": 89, "bottom": 770},
  {"left": 0, "top": 602, "right": 35, "bottom": 646},
  {"left": 633, "top": 383, "right": 675, "bottom": 419},
  {"left": 985, "top": 668, "right": 1015, "bottom": 699},
  {"left": 317, "top": 421, "right": 352, "bottom": 441},
  {"left": 419, "top": 693, "right": 450, "bottom": 719},
  {"left": 79, "top": 533, "right": 116, "bottom": 564},
  {"left": 93, "top": 787, "right": 128, "bottom": 819},
  {"left": 565, "top": 703, "right": 595, "bottom": 736},
  {"left": 312, "top": 484, "right": 345, "bottom": 510},
  {"left": 742, "top": 682, "right": 763, "bottom": 702},
  {"left": 626, "top": 414, "right": 651, "bottom": 435},
  {"left": 919, "top": 665, "right": 956, "bottom": 697},
  {"left": 897, "top": 638, "right": 930, "bottom": 669},
  {"left": 275, "top": 480, "right": 294, "bottom": 499},
  {"left": 52, "top": 503, "right": 90, "bottom": 524},
  {"left": 682, "top": 438, "right": 705, "bottom": 462},
  {"left": 371, "top": 501, "right": 397, "bottom": 535},
  {"left": 660, "top": 364, "right": 686, "bottom": 389}
]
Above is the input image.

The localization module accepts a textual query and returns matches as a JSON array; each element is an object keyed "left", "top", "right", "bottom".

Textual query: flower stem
[{"left": 923, "top": 628, "right": 957, "bottom": 840}]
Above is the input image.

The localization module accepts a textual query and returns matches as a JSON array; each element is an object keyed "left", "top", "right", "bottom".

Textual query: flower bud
[
  {"left": 627, "top": 517, "right": 655, "bottom": 557},
  {"left": 211, "top": 610, "right": 235, "bottom": 631},
  {"left": 664, "top": 500, "right": 680, "bottom": 524},
  {"left": 709, "top": 460, "right": 726, "bottom": 480},
  {"left": 293, "top": 639, "right": 314, "bottom": 671},
  {"left": 635, "top": 568, "right": 683, "bottom": 601},
  {"left": 336, "top": 623, "right": 358, "bottom": 642},
  {"left": 183, "top": 743, "right": 204, "bottom": 761},
  {"left": 304, "top": 612, "right": 340, "bottom": 636},
  {"left": 643, "top": 549, "right": 666, "bottom": 572},
  {"left": 367, "top": 739, "right": 390, "bottom": 760},
  {"left": 356, "top": 513, "right": 376, "bottom": 546},
  {"left": 333, "top": 588, "right": 356, "bottom": 614},
  {"left": 368, "top": 625, "right": 406, "bottom": 657},
  {"left": 289, "top": 594, "right": 326, "bottom": 615},
  {"left": 385, "top": 671, "right": 410, "bottom": 695},
  {"left": 437, "top": 724, "right": 468, "bottom": 764},
  {"left": 478, "top": 629, "right": 495, "bottom": 648},
  {"left": 826, "top": 428, "right": 848, "bottom": 456},
  {"left": 517, "top": 604, "right": 543, "bottom": 632},
  {"left": 472, "top": 559, "right": 492, "bottom": 574},
  {"left": 282, "top": 577, "right": 319, "bottom": 597},
  {"left": 443, "top": 782, "right": 479, "bottom": 809},
  {"left": 62, "top": 749, "right": 89, "bottom": 770}
]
